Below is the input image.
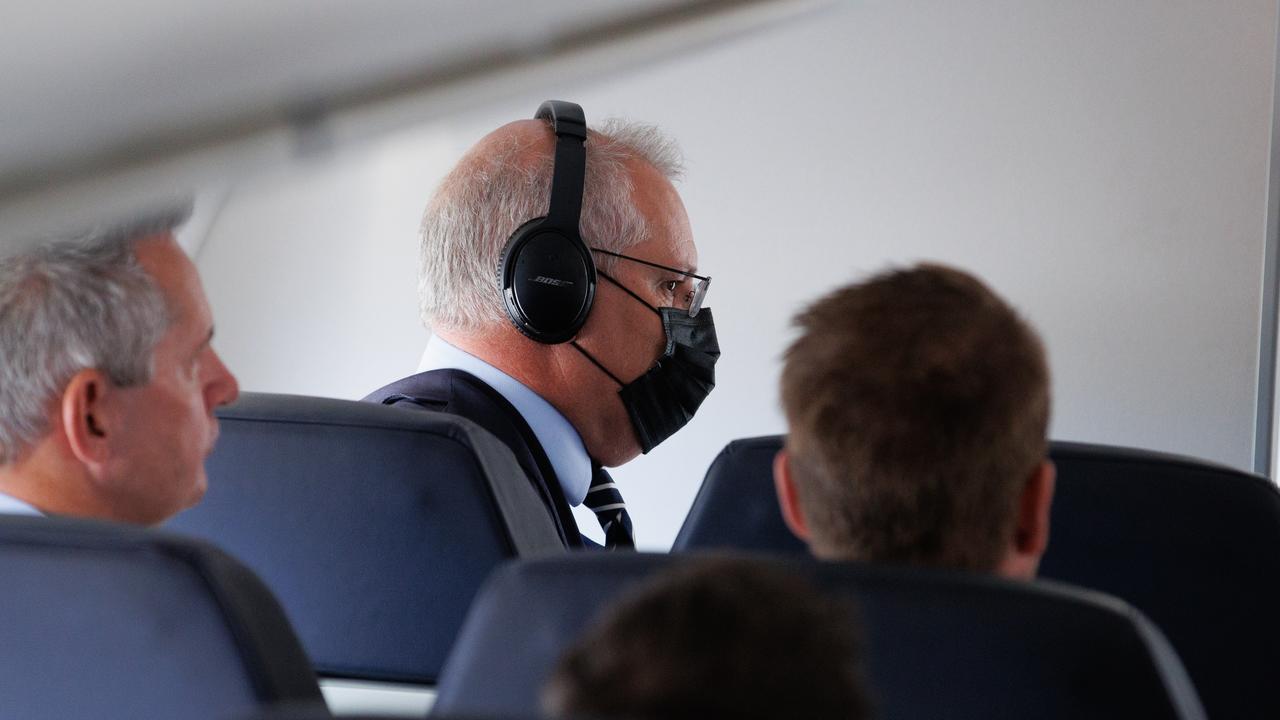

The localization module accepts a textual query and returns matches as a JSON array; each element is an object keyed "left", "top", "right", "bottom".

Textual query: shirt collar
[
  {"left": 418, "top": 336, "right": 594, "bottom": 506},
  {"left": 0, "top": 490, "right": 43, "bottom": 517}
]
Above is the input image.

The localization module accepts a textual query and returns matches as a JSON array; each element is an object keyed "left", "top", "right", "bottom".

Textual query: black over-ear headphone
[{"left": 498, "top": 100, "right": 597, "bottom": 344}]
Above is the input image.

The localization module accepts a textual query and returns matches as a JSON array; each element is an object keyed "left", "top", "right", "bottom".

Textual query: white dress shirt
[
  {"left": 418, "top": 336, "right": 593, "bottom": 507},
  {"left": 0, "top": 490, "right": 43, "bottom": 516}
]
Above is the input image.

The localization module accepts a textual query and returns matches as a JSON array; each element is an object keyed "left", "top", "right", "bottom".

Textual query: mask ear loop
[
  {"left": 570, "top": 270, "right": 665, "bottom": 387},
  {"left": 570, "top": 341, "right": 625, "bottom": 387}
]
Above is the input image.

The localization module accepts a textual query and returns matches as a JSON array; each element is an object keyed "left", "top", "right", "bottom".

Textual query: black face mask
[{"left": 572, "top": 275, "right": 720, "bottom": 454}]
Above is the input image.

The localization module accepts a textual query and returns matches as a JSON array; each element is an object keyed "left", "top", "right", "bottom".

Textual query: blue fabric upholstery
[
  {"left": 0, "top": 515, "right": 322, "bottom": 720},
  {"left": 167, "top": 392, "right": 565, "bottom": 685},
  {"left": 245, "top": 709, "right": 544, "bottom": 720},
  {"left": 671, "top": 435, "right": 801, "bottom": 554},
  {"left": 433, "top": 553, "right": 1204, "bottom": 719},
  {"left": 1039, "top": 442, "right": 1280, "bottom": 720},
  {"left": 672, "top": 435, "right": 1280, "bottom": 720}
]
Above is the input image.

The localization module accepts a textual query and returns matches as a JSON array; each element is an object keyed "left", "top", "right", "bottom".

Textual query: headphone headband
[{"left": 536, "top": 101, "right": 587, "bottom": 231}]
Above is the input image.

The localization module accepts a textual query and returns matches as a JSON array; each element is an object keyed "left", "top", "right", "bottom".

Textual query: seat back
[
  {"left": 246, "top": 707, "right": 546, "bottom": 720},
  {"left": 0, "top": 515, "right": 322, "bottom": 720},
  {"left": 433, "top": 554, "right": 1203, "bottom": 719},
  {"left": 1040, "top": 442, "right": 1280, "bottom": 720},
  {"left": 167, "top": 392, "right": 564, "bottom": 685},
  {"left": 245, "top": 707, "right": 540, "bottom": 712},
  {"left": 671, "top": 434, "right": 798, "bottom": 553},
  {"left": 673, "top": 435, "right": 1280, "bottom": 719}
]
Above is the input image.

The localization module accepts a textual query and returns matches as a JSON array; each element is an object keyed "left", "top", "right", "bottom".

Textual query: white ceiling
[{"left": 0, "top": 0, "right": 822, "bottom": 234}]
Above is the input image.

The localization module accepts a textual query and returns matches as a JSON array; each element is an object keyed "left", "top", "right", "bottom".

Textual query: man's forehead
[
  {"left": 132, "top": 231, "right": 180, "bottom": 264},
  {"left": 133, "top": 234, "right": 184, "bottom": 290},
  {"left": 668, "top": 232, "right": 699, "bottom": 273},
  {"left": 133, "top": 233, "right": 207, "bottom": 323},
  {"left": 629, "top": 163, "right": 697, "bottom": 271},
  {"left": 614, "top": 233, "right": 698, "bottom": 275},
  {"left": 660, "top": 240, "right": 698, "bottom": 275}
]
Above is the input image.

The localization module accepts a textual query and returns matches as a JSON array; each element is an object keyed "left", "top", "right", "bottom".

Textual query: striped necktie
[{"left": 584, "top": 465, "right": 635, "bottom": 549}]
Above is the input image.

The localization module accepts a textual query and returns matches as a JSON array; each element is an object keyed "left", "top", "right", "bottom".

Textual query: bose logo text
[{"left": 530, "top": 276, "right": 574, "bottom": 287}]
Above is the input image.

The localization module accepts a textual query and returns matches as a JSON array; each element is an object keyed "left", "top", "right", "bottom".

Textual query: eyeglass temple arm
[{"left": 590, "top": 247, "right": 711, "bottom": 282}]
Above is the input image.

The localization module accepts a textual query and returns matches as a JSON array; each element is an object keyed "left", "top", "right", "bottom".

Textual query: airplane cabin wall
[{"left": 196, "top": 0, "right": 1280, "bottom": 549}]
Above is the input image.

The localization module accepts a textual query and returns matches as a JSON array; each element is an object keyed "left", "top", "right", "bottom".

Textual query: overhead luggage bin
[{"left": 0, "top": 0, "right": 827, "bottom": 237}]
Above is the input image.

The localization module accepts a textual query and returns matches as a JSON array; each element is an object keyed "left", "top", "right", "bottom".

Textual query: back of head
[
  {"left": 542, "top": 557, "right": 872, "bottom": 720},
  {"left": 0, "top": 211, "right": 182, "bottom": 465},
  {"left": 779, "top": 263, "right": 1050, "bottom": 572}
]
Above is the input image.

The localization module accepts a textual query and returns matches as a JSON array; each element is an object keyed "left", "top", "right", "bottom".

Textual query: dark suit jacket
[{"left": 364, "top": 369, "right": 585, "bottom": 548}]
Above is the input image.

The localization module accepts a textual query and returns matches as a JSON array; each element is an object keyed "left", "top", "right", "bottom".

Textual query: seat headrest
[
  {"left": 0, "top": 515, "right": 322, "bottom": 720},
  {"left": 675, "top": 435, "right": 1279, "bottom": 719},
  {"left": 168, "top": 392, "right": 564, "bottom": 684},
  {"left": 433, "top": 553, "right": 1204, "bottom": 720},
  {"left": 1042, "top": 441, "right": 1280, "bottom": 720},
  {"left": 672, "top": 434, "right": 795, "bottom": 553}
]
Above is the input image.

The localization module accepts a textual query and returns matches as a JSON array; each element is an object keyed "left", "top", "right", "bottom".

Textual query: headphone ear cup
[
  {"left": 498, "top": 220, "right": 596, "bottom": 344},
  {"left": 496, "top": 100, "right": 593, "bottom": 344},
  {"left": 496, "top": 216, "right": 544, "bottom": 312},
  {"left": 497, "top": 217, "right": 546, "bottom": 341}
]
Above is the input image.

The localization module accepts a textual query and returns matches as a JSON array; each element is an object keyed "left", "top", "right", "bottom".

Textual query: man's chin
[
  {"left": 593, "top": 443, "right": 642, "bottom": 468},
  {"left": 184, "top": 472, "right": 209, "bottom": 509}
]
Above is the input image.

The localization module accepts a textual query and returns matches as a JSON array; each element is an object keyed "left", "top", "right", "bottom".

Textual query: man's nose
[{"left": 209, "top": 350, "right": 240, "bottom": 408}]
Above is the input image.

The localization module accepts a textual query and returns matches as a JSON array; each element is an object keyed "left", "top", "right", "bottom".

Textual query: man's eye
[{"left": 662, "top": 280, "right": 679, "bottom": 293}]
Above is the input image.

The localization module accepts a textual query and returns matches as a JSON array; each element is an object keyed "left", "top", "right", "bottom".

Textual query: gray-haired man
[
  {"left": 365, "top": 105, "right": 719, "bottom": 549},
  {"left": 0, "top": 211, "right": 239, "bottom": 524}
]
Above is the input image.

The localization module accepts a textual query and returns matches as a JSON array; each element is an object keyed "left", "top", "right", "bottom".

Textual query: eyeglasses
[{"left": 591, "top": 248, "right": 711, "bottom": 317}]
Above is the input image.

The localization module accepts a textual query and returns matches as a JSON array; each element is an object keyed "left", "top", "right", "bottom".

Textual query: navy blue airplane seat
[
  {"left": 242, "top": 707, "right": 542, "bottom": 720},
  {"left": 672, "top": 435, "right": 1280, "bottom": 720},
  {"left": 671, "top": 434, "right": 800, "bottom": 554},
  {"left": 167, "top": 392, "right": 565, "bottom": 685},
  {"left": 1039, "top": 441, "right": 1280, "bottom": 720},
  {"left": 0, "top": 514, "right": 323, "bottom": 720},
  {"left": 241, "top": 707, "right": 532, "bottom": 712},
  {"left": 432, "top": 554, "right": 1203, "bottom": 719}
]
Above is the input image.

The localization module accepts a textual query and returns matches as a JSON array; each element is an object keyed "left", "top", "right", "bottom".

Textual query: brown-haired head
[
  {"left": 542, "top": 557, "right": 873, "bottom": 720},
  {"left": 775, "top": 263, "right": 1053, "bottom": 577}
]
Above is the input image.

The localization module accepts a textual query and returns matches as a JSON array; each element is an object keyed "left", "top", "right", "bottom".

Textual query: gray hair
[
  {"left": 418, "top": 118, "right": 685, "bottom": 332},
  {"left": 0, "top": 207, "right": 187, "bottom": 464}
]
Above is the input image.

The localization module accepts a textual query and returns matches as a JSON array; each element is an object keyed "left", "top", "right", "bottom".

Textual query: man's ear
[
  {"left": 1000, "top": 459, "right": 1056, "bottom": 579},
  {"left": 60, "top": 369, "right": 112, "bottom": 472},
  {"left": 773, "top": 448, "right": 811, "bottom": 543}
]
